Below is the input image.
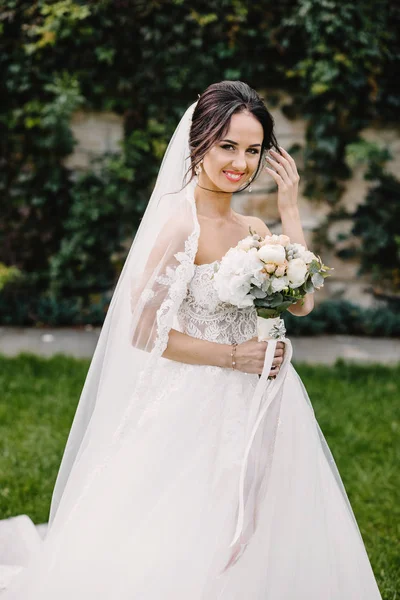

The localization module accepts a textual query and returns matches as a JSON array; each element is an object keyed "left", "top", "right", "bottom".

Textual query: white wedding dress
[{"left": 0, "top": 260, "right": 383, "bottom": 599}]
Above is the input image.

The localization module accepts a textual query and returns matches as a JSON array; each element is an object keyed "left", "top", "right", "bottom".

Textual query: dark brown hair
[{"left": 186, "top": 80, "right": 280, "bottom": 192}]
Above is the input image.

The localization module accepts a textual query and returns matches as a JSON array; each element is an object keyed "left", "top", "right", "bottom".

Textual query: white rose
[
  {"left": 213, "top": 247, "right": 263, "bottom": 308},
  {"left": 301, "top": 250, "right": 318, "bottom": 264},
  {"left": 287, "top": 258, "right": 308, "bottom": 288},
  {"left": 258, "top": 244, "right": 286, "bottom": 265},
  {"left": 237, "top": 236, "right": 259, "bottom": 251},
  {"left": 228, "top": 274, "right": 253, "bottom": 307},
  {"left": 290, "top": 244, "right": 317, "bottom": 264}
]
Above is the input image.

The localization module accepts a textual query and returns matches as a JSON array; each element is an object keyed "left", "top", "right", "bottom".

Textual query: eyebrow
[{"left": 220, "top": 138, "right": 262, "bottom": 148}]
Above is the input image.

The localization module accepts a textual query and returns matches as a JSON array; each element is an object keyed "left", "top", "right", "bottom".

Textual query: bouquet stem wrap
[{"left": 256, "top": 315, "right": 286, "bottom": 342}]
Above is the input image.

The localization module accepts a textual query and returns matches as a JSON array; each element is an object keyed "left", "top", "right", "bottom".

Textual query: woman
[{"left": 0, "top": 81, "right": 382, "bottom": 598}]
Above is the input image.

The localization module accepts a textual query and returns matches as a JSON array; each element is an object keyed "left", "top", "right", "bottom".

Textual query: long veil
[
  {"left": 0, "top": 100, "right": 204, "bottom": 592},
  {"left": 48, "top": 100, "right": 202, "bottom": 527}
]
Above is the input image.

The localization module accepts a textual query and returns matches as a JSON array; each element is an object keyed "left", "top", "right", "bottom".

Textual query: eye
[{"left": 220, "top": 144, "right": 259, "bottom": 155}]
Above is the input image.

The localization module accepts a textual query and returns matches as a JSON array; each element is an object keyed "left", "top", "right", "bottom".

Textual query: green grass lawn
[{"left": 0, "top": 353, "right": 399, "bottom": 598}]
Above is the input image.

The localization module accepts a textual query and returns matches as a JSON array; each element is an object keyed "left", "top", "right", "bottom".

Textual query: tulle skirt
[{"left": 0, "top": 358, "right": 382, "bottom": 599}]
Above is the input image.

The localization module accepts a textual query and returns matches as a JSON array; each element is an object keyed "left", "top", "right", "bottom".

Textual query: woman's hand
[
  {"left": 264, "top": 146, "right": 300, "bottom": 213},
  {"left": 234, "top": 338, "right": 285, "bottom": 376}
]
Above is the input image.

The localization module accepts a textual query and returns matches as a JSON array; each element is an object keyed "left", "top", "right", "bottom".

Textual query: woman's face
[{"left": 200, "top": 110, "right": 264, "bottom": 192}]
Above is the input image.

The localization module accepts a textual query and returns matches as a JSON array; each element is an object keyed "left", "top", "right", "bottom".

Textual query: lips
[{"left": 223, "top": 170, "right": 245, "bottom": 182}]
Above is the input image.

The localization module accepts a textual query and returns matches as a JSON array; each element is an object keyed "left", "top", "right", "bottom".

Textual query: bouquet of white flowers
[{"left": 212, "top": 228, "right": 333, "bottom": 342}]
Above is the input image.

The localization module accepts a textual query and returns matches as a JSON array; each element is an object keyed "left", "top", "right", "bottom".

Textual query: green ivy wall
[{"left": 1, "top": 0, "right": 399, "bottom": 331}]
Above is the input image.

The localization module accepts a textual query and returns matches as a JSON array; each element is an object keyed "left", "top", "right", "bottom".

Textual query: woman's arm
[
  {"left": 161, "top": 328, "right": 231, "bottom": 368},
  {"left": 162, "top": 328, "right": 285, "bottom": 376},
  {"left": 280, "top": 205, "right": 315, "bottom": 317},
  {"left": 264, "top": 147, "right": 314, "bottom": 317}
]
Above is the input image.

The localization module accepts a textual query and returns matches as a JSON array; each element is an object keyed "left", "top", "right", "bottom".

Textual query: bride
[{"left": 0, "top": 80, "right": 383, "bottom": 598}]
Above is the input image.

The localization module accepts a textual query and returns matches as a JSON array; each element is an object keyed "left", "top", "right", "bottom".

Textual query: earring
[
  {"left": 248, "top": 176, "right": 253, "bottom": 192},
  {"left": 195, "top": 161, "right": 203, "bottom": 176}
]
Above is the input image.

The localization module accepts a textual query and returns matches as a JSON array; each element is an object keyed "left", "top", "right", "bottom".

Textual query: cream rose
[
  {"left": 275, "top": 263, "right": 287, "bottom": 277},
  {"left": 278, "top": 234, "right": 290, "bottom": 247},
  {"left": 265, "top": 263, "right": 276, "bottom": 274}
]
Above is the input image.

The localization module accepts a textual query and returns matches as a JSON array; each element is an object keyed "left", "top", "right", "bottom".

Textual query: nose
[{"left": 231, "top": 152, "right": 247, "bottom": 171}]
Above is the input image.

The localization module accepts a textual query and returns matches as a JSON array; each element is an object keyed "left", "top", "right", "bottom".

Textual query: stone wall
[
  {"left": 64, "top": 110, "right": 124, "bottom": 171},
  {"left": 64, "top": 105, "right": 399, "bottom": 308}
]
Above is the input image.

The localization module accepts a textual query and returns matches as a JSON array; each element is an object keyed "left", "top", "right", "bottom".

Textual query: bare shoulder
[{"left": 236, "top": 213, "right": 272, "bottom": 238}]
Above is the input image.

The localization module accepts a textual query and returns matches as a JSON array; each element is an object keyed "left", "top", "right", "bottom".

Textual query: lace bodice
[{"left": 177, "top": 260, "right": 257, "bottom": 345}]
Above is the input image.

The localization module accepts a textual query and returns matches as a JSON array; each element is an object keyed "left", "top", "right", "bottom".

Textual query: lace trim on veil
[{"left": 154, "top": 182, "right": 200, "bottom": 356}]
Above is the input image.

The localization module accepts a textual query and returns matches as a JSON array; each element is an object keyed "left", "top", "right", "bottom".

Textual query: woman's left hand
[{"left": 264, "top": 146, "right": 300, "bottom": 212}]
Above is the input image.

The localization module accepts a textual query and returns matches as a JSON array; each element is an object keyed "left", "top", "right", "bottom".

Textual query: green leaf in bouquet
[
  {"left": 308, "top": 260, "right": 321, "bottom": 274},
  {"left": 251, "top": 287, "right": 267, "bottom": 299},
  {"left": 311, "top": 272, "right": 325, "bottom": 288},
  {"left": 254, "top": 298, "right": 271, "bottom": 308},
  {"left": 269, "top": 293, "right": 284, "bottom": 307},
  {"left": 283, "top": 287, "right": 301, "bottom": 300},
  {"left": 255, "top": 307, "right": 281, "bottom": 319},
  {"left": 254, "top": 297, "right": 277, "bottom": 309},
  {"left": 321, "top": 265, "right": 334, "bottom": 277},
  {"left": 304, "top": 279, "right": 315, "bottom": 293},
  {"left": 279, "top": 300, "right": 298, "bottom": 310}
]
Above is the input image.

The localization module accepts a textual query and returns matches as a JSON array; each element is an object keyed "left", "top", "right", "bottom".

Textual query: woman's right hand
[{"left": 234, "top": 337, "right": 285, "bottom": 376}]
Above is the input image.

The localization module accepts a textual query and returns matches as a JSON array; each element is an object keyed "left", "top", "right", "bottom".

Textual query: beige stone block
[
  {"left": 339, "top": 166, "right": 374, "bottom": 212},
  {"left": 258, "top": 88, "right": 307, "bottom": 141},
  {"left": 361, "top": 125, "right": 400, "bottom": 146},
  {"left": 296, "top": 195, "right": 331, "bottom": 230},
  {"left": 326, "top": 254, "right": 363, "bottom": 282},
  {"left": 326, "top": 219, "right": 354, "bottom": 245},
  {"left": 348, "top": 125, "right": 400, "bottom": 186},
  {"left": 64, "top": 110, "right": 124, "bottom": 170},
  {"left": 323, "top": 280, "right": 376, "bottom": 308},
  {"left": 64, "top": 150, "right": 91, "bottom": 170}
]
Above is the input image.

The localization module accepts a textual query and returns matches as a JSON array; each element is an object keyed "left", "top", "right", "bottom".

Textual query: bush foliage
[{"left": 1, "top": 1, "right": 399, "bottom": 328}]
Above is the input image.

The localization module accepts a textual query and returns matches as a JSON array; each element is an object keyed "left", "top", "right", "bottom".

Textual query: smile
[{"left": 223, "top": 171, "right": 245, "bottom": 182}]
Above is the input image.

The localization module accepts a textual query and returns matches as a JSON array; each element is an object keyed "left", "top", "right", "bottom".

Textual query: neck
[{"left": 194, "top": 181, "right": 233, "bottom": 219}]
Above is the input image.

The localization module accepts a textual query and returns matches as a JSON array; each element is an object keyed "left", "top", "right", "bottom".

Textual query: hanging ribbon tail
[{"left": 220, "top": 337, "right": 293, "bottom": 575}]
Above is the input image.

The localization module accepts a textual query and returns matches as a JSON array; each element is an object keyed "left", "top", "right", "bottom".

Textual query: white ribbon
[{"left": 220, "top": 328, "right": 293, "bottom": 573}]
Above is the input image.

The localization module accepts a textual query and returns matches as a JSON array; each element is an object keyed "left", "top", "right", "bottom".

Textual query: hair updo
[{"left": 187, "top": 80, "right": 280, "bottom": 192}]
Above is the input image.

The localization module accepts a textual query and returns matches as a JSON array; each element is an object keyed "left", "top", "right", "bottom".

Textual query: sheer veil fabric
[
  {"left": 0, "top": 100, "right": 383, "bottom": 598},
  {"left": 0, "top": 99, "right": 202, "bottom": 590}
]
